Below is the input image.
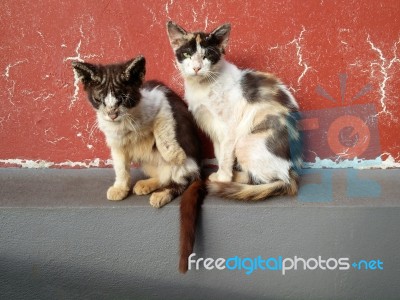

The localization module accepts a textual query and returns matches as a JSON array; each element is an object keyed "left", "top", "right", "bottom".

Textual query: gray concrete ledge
[
  {"left": 1, "top": 168, "right": 399, "bottom": 208},
  {"left": 1, "top": 168, "right": 400, "bottom": 299}
]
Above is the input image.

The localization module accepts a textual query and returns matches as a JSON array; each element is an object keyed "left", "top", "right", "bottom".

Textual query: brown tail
[
  {"left": 207, "top": 170, "right": 298, "bottom": 201},
  {"left": 179, "top": 179, "right": 206, "bottom": 273}
]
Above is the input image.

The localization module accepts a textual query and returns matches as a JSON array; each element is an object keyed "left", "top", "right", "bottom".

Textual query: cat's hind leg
[
  {"left": 133, "top": 178, "right": 161, "bottom": 195},
  {"left": 149, "top": 182, "right": 188, "bottom": 208},
  {"left": 236, "top": 131, "right": 293, "bottom": 185}
]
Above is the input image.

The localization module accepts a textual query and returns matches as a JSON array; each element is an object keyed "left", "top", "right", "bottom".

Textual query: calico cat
[
  {"left": 167, "top": 22, "right": 301, "bottom": 200},
  {"left": 72, "top": 56, "right": 204, "bottom": 272}
]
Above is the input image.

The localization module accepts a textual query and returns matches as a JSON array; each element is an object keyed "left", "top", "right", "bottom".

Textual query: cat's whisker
[
  {"left": 171, "top": 70, "right": 184, "bottom": 85},
  {"left": 171, "top": 59, "right": 180, "bottom": 71},
  {"left": 204, "top": 71, "right": 220, "bottom": 84},
  {"left": 88, "top": 119, "right": 100, "bottom": 140},
  {"left": 123, "top": 114, "right": 140, "bottom": 134}
]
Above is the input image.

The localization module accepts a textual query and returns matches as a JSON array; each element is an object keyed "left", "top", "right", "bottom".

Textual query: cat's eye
[{"left": 183, "top": 52, "right": 191, "bottom": 58}]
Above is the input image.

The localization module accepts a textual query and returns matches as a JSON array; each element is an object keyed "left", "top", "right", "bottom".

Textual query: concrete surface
[{"left": 1, "top": 168, "right": 400, "bottom": 299}]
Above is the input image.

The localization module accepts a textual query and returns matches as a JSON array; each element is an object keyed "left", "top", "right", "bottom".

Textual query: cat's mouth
[
  {"left": 188, "top": 72, "right": 205, "bottom": 79},
  {"left": 105, "top": 112, "right": 122, "bottom": 122}
]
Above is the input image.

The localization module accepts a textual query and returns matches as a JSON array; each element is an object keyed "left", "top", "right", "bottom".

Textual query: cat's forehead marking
[
  {"left": 195, "top": 34, "right": 202, "bottom": 44},
  {"left": 104, "top": 92, "right": 117, "bottom": 107},
  {"left": 195, "top": 34, "right": 202, "bottom": 53}
]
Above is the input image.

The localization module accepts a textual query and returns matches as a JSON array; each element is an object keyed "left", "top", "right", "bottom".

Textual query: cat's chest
[
  {"left": 100, "top": 120, "right": 152, "bottom": 146},
  {"left": 185, "top": 84, "right": 233, "bottom": 121},
  {"left": 105, "top": 127, "right": 157, "bottom": 162},
  {"left": 100, "top": 122, "right": 131, "bottom": 143}
]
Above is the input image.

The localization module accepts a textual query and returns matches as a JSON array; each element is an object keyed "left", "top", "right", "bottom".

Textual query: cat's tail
[
  {"left": 179, "top": 179, "right": 206, "bottom": 273},
  {"left": 207, "top": 170, "right": 298, "bottom": 201}
]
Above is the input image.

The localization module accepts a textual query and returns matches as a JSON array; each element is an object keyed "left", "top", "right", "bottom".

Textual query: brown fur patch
[
  {"left": 165, "top": 91, "right": 202, "bottom": 164},
  {"left": 276, "top": 89, "right": 298, "bottom": 112},
  {"left": 179, "top": 179, "right": 206, "bottom": 273},
  {"left": 241, "top": 71, "right": 279, "bottom": 103}
]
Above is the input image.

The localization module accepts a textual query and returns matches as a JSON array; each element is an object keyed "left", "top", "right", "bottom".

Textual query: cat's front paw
[
  {"left": 149, "top": 191, "right": 173, "bottom": 208},
  {"left": 107, "top": 186, "right": 129, "bottom": 201}
]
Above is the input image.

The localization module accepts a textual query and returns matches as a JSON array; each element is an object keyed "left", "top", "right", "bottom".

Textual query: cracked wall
[{"left": 0, "top": 0, "right": 399, "bottom": 168}]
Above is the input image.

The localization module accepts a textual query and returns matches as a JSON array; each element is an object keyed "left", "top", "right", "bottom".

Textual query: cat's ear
[
  {"left": 72, "top": 61, "right": 101, "bottom": 85},
  {"left": 167, "top": 21, "right": 188, "bottom": 51},
  {"left": 122, "top": 55, "right": 146, "bottom": 82},
  {"left": 211, "top": 23, "right": 231, "bottom": 50}
]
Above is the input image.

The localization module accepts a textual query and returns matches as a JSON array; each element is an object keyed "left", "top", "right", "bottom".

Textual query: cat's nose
[
  {"left": 193, "top": 67, "right": 201, "bottom": 74},
  {"left": 108, "top": 112, "right": 118, "bottom": 120}
]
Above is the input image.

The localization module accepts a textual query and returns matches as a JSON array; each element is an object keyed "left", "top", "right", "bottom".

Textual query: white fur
[{"left": 104, "top": 92, "right": 117, "bottom": 108}]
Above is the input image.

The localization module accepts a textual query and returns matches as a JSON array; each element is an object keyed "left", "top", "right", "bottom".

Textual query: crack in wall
[
  {"left": 143, "top": 4, "right": 158, "bottom": 28},
  {"left": 367, "top": 35, "right": 400, "bottom": 121},
  {"left": 3, "top": 60, "right": 28, "bottom": 106},
  {"left": 268, "top": 26, "right": 312, "bottom": 89},
  {"left": 3, "top": 60, "right": 28, "bottom": 78},
  {"left": 0, "top": 113, "right": 12, "bottom": 128},
  {"left": 23, "top": 89, "right": 56, "bottom": 102},
  {"left": 64, "top": 25, "right": 101, "bottom": 110},
  {"left": 46, "top": 137, "right": 67, "bottom": 145},
  {"left": 44, "top": 127, "right": 68, "bottom": 145},
  {"left": 111, "top": 27, "right": 123, "bottom": 48},
  {"left": 289, "top": 26, "right": 311, "bottom": 85},
  {"left": 72, "top": 118, "right": 101, "bottom": 152},
  {"left": 64, "top": 38, "right": 84, "bottom": 110},
  {"left": 192, "top": 8, "right": 198, "bottom": 23},
  {"left": 6, "top": 80, "right": 16, "bottom": 106}
]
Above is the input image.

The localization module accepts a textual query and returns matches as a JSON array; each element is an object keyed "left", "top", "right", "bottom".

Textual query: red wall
[{"left": 1, "top": 0, "right": 399, "bottom": 168}]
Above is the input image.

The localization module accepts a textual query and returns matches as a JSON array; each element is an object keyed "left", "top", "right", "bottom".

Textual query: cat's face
[
  {"left": 72, "top": 56, "right": 146, "bottom": 122},
  {"left": 167, "top": 21, "right": 231, "bottom": 80}
]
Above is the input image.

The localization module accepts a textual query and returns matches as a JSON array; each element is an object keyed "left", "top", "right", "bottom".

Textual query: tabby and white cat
[
  {"left": 167, "top": 22, "right": 301, "bottom": 200},
  {"left": 72, "top": 56, "right": 204, "bottom": 272}
]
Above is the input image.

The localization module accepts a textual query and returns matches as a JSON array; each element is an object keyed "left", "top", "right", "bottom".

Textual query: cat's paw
[
  {"left": 208, "top": 171, "right": 231, "bottom": 182},
  {"left": 208, "top": 172, "right": 219, "bottom": 182},
  {"left": 133, "top": 180, "right": 157, "bottom": 195},
  {"left": 149, "top": 191, "right": 173, "bottom": 208},
  {"left": 107, "top": 186, "right": 129, "bottom": 201}
]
